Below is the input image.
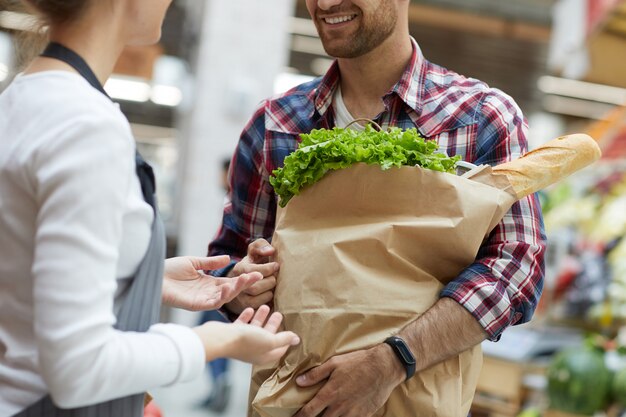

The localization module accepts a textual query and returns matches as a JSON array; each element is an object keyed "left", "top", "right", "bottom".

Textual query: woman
[{"left": 0, "top": 1, "right": 299, "bottom": 416}]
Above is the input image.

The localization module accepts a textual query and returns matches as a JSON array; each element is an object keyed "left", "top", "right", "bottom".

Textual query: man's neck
[{"left": 337, "top": 34, "right": 413, "bottom": 121}]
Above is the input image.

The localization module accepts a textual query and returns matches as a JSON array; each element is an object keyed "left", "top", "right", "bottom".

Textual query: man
[{"left": 209, "top": 0, "right": 546, "bottom": 416}]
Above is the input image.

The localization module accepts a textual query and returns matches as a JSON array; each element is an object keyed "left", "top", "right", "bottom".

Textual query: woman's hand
[
  {"left": 194, "top": 305, "right": 300, "bottom": 365},
  {"left": 162, "top": 255, "right": 262, "bottom": 311}
]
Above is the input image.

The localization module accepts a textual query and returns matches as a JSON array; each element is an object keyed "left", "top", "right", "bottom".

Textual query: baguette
[{"left": 492, "top": 134, "right": 601, "bottom": 199}]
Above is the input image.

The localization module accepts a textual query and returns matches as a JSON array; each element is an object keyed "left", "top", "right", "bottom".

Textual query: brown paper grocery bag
[{"left": 248, "top": 163, "right": 517, "bottom": 417}]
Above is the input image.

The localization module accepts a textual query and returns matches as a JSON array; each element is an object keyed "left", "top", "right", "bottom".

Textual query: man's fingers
[
  {"left": 188, "top": 255, "right": 231, "bottom": 271},
  {"left": 240, "top": 261, "right": 279, "bottom": 277},
  {"left": 321, "top": 405, "right": 343, "bottom": 417},
  {"left": 244, "top": 276, "right": 276, "bottom": 296},
  {"left": 294, "top": 392, "right": 329, "bottom": 417},
  {"left": 248, "top": 238, "right": 271, "bottom": 251},
  {"left": 296, "top": 361, "right": 334, "bottom": 387},
  {"left": 244, "top": 291, "right": 274, "bottom": 309},
  {"left": 248, "top": 239, "right": 275, "bottom": 263}
]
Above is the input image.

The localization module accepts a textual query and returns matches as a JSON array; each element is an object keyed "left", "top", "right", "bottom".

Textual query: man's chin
[{"left": 322, "top": 43, "right": 364, "bottom": 59}]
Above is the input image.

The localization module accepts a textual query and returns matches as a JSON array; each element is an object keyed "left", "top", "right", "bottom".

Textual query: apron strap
[
  {"left": 41, "top": 42, "right": 109, "bottom": 97},
  {"left": 41, "top": 42, "right": 157, "bottom": 211}
]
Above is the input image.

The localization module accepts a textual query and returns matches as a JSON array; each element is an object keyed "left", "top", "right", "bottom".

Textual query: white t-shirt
[
  {"left": 333, "top": 85, "right": 365, "bottom": 131},
  {"left": 333, "top": 86, "right": 388, "bottom": 131},
  {"left": 0, "top": 71, "right": 204, "bottom": 415}
]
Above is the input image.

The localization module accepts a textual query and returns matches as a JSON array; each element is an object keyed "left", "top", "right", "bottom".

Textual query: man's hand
[
  {"left": 162, "top": 255, "right": 262, "bottom": 311},
  {"left": 225, "top": 239, "right": 280, "bottom": 314},
  {"left": 294, "top": 344, "right": 405, "bottom": 417}
]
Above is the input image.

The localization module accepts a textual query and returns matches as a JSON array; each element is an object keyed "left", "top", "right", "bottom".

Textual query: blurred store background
[{"left": 2, "top": 0, "right": 626, "bottom": 416}]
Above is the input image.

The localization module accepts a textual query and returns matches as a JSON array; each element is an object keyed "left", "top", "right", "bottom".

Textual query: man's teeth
[{"left": 324, "top": 15, "right": 355, "bottom": 25}]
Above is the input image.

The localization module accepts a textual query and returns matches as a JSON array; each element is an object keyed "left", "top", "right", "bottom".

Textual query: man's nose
[{"left": 317, "top": 0, "right": 344, "bottom": 11}]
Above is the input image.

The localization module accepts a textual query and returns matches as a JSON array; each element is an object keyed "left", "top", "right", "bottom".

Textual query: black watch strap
[{"left": 384, "top": 336, "right": 416, "bottom": 380}]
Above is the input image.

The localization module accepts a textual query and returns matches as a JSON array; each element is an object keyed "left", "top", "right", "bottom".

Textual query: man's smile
[{"left": 321, "top": 13, "right": 358, "bottom": 26}]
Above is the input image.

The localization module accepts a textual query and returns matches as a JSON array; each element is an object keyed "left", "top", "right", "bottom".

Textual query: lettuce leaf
[{"left": 270, "top": 125, "right": 460, "bottom": 207}]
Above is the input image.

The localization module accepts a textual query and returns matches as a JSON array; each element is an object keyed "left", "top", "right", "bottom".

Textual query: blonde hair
[
  {"left": 1, "top": 0, "right": 93, "bottom": 68},
  {"left": 0, "top": 0, "right": 54, "bottom": 71},
  {"left": 22, "top": 0, "right": 92, "bottom": 24}
]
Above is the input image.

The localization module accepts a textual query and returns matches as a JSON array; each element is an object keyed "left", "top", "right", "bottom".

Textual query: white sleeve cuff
[{"left": 150, "top": 323, "right": 205, "bottom": 385}]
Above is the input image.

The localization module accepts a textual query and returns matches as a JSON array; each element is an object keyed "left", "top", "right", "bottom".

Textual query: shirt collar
[
  {"left": 313, "top": 60, "right": 340, "bottom": 116},
  {"left": 389, "top": 37, "right": 425, "bottom": 114},
  {"left": 313, "top": 37, "right": 426, "bottom": 117}
]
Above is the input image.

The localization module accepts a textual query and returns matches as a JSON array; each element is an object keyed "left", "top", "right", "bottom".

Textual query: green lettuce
[{"left": 270, "top": 125, "right": 460, "bottom": 207}]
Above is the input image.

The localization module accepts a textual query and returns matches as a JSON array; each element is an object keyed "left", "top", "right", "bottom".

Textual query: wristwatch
[{"left": 384, "top": 336, "right": 416, "bottom": 380}]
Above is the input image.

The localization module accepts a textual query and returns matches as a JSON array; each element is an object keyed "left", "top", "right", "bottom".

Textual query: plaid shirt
[{"left": 209, "top": 39, "right": 546, "bottom": 341}]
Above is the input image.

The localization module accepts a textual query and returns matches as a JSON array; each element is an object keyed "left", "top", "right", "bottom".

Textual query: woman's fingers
[
  {"left": 219, "top": 272, "right": 263, "bottom": 302},
  {"left": 274, "top": 330, "right": 300, "bottom": 347},
  {"left": 234, "top": 307, "right": 255, "bottom": 324},
  {"left": 250, "top": 305, "right": 271, "bottom": 327},
  {"left": 187, "top": 255, "right": 231, "bottom": 271},
  {"left": 263, "top": 312, "right": 284, "bottom": 333},
  {"left": 259, "top": 331, "right": 300, "bottom": 363}
]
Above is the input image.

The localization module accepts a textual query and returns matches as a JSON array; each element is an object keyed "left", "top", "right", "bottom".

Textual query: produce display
[
  {"left": 547, "top": 346, "right": 611, "bottom": 415},
  {"left": 612, "top": 365, "right": 626, "bottom": 409},
  {"left": 536, "top": 157, "right": 626, "bottom": 416},
  {"left": 542, "top": 166, "right": 626, "bottom": 322}
]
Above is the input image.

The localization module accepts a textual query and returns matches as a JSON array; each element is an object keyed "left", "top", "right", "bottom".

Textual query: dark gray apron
[{"left": 13, "top": 43, "right": 166, "bottom": 417}]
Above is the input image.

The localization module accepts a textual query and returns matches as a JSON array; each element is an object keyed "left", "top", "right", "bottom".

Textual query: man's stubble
[{"left": 318, "top": 0, "right": 398, "bottom": 59}]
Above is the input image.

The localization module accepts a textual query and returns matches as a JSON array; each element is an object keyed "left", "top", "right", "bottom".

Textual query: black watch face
[
  {"left": 396, "top": 343, "right": 416, "bottom": 365},
  {"left": 386, "top": 337, "right": 416, "bottom": 380},
  {"left": 387, "top": 337, "right": 415, "bottom": 365}
]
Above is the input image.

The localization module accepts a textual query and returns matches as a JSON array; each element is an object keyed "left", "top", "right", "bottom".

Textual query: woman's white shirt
[{"left": 0, "top": 71, "right": 204, "bottom": 415}]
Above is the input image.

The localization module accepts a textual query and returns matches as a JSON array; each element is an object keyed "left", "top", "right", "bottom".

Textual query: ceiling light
[
  {"left": 104, "top": 77, "right": 151, "bottom": 103},
  {"left": 151, "top": 85, "right": 183, "bottom": 107},
  {"left": 542, "top": 95, "right": 617, "bottom": 120},
  {"left": 538, "top": 75, "right": 626, "bottom": 105}
]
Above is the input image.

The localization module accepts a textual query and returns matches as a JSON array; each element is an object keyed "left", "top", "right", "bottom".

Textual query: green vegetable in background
[
  {"left": 270, "top": 125, "right": 460, "bottom": 207},
  {"left": 547, "top": 346, "right": 611, "bottom": 415},
  {"left": 516, "top": 408, "right": 541, "bottom": 417}
]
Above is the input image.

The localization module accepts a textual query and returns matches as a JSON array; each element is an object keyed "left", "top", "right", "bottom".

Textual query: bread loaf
[{"left": 492, "top": 134, "right": 602, "bottom": 199}]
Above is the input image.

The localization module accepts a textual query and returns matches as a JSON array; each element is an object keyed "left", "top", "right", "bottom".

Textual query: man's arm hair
[{"left": 397, "top": 297, "right": 486, "bottom": 373}]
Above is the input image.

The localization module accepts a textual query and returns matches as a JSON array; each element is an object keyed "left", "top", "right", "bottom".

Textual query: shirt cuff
[
  {"left": 150, "top": 323, "right": 205, "bottom": 384},
  {"left": 209, "top": 259, "right": 237, "bottom": 278},
  {"left": 439, "top": 264, "right": 519, "bottom": 342}
]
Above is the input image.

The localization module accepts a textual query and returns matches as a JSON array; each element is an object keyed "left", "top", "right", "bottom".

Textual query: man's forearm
[{"left": 397, "top": 297, "right": 487, "bottom": 373}]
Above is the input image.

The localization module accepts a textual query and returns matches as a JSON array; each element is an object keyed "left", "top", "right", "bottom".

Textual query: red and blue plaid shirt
[{"left": 209, "top": 39, "right": 546, "bottom": 341}]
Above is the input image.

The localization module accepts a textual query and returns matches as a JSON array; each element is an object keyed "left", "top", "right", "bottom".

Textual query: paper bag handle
[{"left": 345, "top": 118, "right": 383, "bottom": 131}]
